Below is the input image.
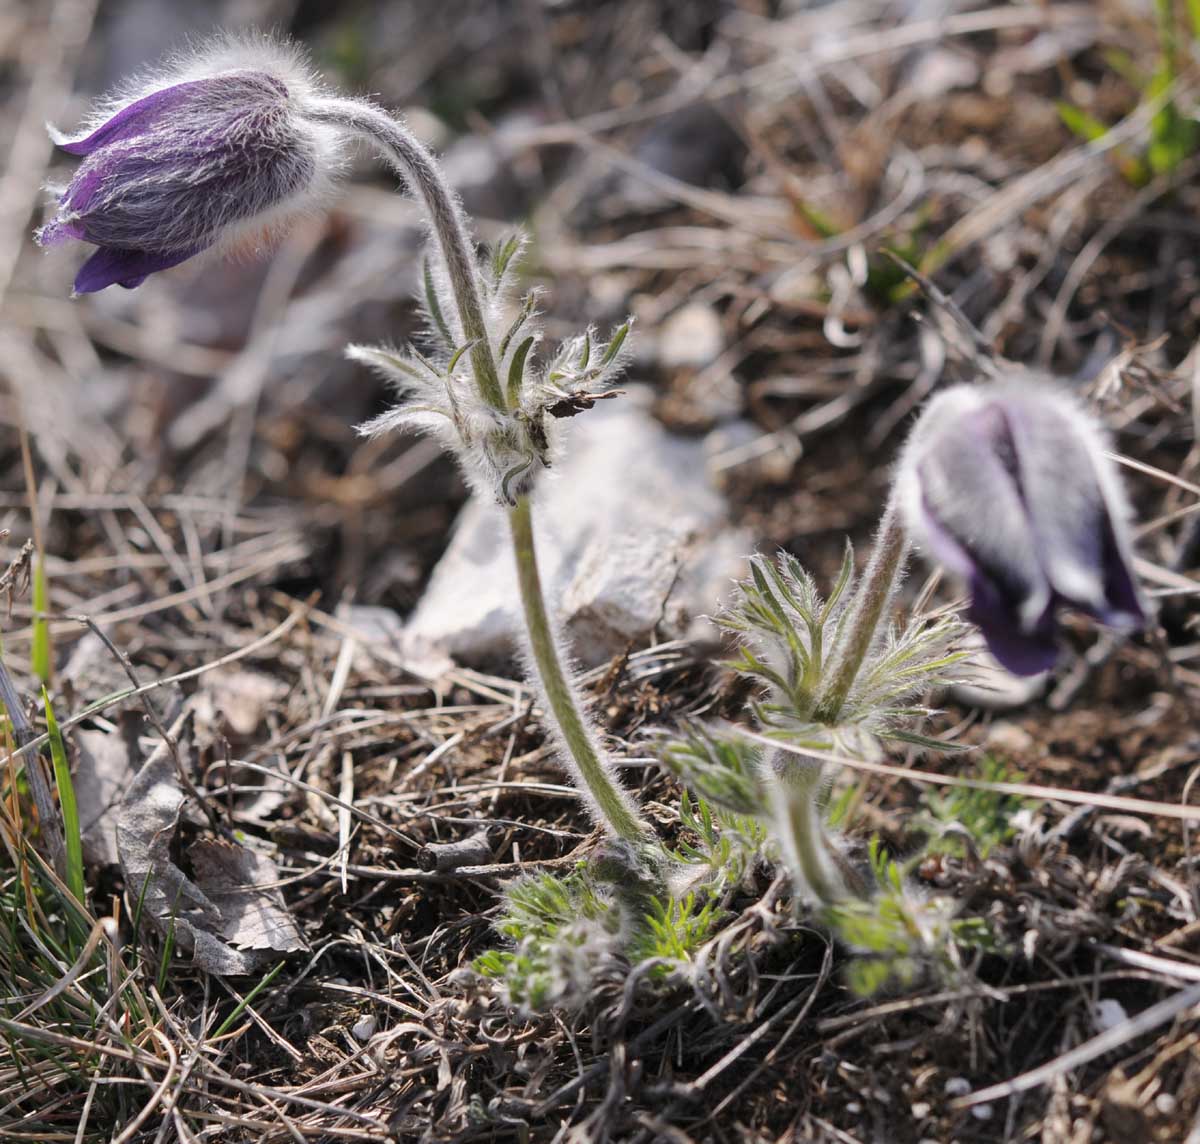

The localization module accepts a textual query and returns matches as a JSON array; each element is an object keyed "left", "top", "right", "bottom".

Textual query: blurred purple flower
[
  {"left": 897, "top": 380, "right": 1145, "bottom": 675},
  {"left": 38, "top": 40, "right": 339, "bottom": 293}
]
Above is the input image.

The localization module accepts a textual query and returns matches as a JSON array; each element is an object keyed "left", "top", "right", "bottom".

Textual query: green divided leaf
[
  {"left": 423, "top": 259, "right": 453, "bottom": 349},
  {"left": 506, "top": 335, "right": 535, "bottom": 408},
  {"left": 490, "top": 233, "right": 523, "bottom": 287},
  {"left": 600, "top": 320, "right": 631, "bottom": 367},
  {"left": 446, "top": 339, "right": 477, "bottom": 375}
]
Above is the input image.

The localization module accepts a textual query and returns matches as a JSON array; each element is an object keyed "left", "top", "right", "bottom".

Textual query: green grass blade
[
  {"left": 213, "top": 961, "right": 285, "bottom": 1039},
  {"left": 157, "top": 910, "right": 178, "bottom": 995},
  {"left": 1057, "top": 101, "right": 1110, "bottom": 143},
  {"left": 31, "top": 559, "right": 51, "bottom": 686},
  {"left": 42, "top": 689, "right": 84, "bottom": 910}
]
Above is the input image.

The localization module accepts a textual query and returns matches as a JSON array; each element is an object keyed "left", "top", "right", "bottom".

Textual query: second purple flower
[{"left": 897, "top": 379, "right": 1146, "bottom": 676}]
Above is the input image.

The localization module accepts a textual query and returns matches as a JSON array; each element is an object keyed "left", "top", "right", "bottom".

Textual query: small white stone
[
  {"left": 984, "top": 721, "right": 1036, "bottom": 756},
  {"left": 1091, "top": 998, "right": 1128, "bottom": 1033},
  {"left": 908, "top": 48, "right": 980, "bottom": 100},
  {"left": 351, "top": 1015, "right": 377, "bottom": 1042},
  {"left": 658, "top": 303, "right": 724, "bottom": 369},
  {"left": 944, "top": 1077, "right": 971, "bottom": 1097}
]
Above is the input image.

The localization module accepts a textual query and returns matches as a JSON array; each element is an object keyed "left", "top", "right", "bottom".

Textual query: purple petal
[
  {"left": 37, "top": 218, "right": 86, "bottom": 246},
  {"left": 46, "top": 71, "right": 314, "bottom": 295},
  {"left": 57, "top": 80, "right": 213, "bottom": 156},
  {"left": 52, "top": 73, "right": 312, "bottom": 261},
  {"left": 913, "top": 401, "right": 1050, "bottom": 624},
  {"left": 73, "top": 245, "right": 200, "bottom": 294},
  {"left": 1094, "top": 515, "right": 1146, "bottom": 627},
  {"left": 914, "top": 490, "right": 977, "bottom": 581},
  {"left": 1003, "top": 390, "right": 1146, "bottom": 629},
  {"left": 968, "top": 574, "right": 1059, "bottom": 676},
  {"left": 901, "top": 380, "right": 1148, "bottom": 674}
]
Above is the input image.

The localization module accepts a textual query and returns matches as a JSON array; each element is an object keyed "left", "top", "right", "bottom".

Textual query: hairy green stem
[
  {"left": 319, "top": 99, "right": 647, "bottom": 843},
  {"left": 813, "top": 500, "right": 908, "bottom": 724},
  {"left": 310, "top": 98, "right": 506, "bottom": 412},
  {"left": 764, "top": 751, "right": 841, "bottom": 905},
  {"left": 509, "top": 495, "right": 648, "bottom": 842}
]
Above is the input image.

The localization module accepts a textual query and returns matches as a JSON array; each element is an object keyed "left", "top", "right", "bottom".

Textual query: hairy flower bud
[
  {"left": 38, "top": 37, "right": 340, "bottom": 293},
  {"left": 896, "top": 379, "right": 1145, "bottom": 675}
]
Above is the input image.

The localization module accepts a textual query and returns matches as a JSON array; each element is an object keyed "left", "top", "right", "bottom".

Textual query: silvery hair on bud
[{"left": 48, "top": 34, "right": 345, "bottom": 258}]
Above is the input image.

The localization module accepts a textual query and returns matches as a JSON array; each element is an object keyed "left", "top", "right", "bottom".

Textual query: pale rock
[
  {"left": 401, "top": 388, "right": 750, "bottom": 671},
  {"left": 658, "top": 302, "right": 724, "bottom": 369},
  {"left": 336, "top": 604, "right": 408, "bottom": 665},
  {"left": 982, "top": 721, "right": 1036, "bottom": 757},
  {"left": 399, "top": 106, "right": 449, "bottom": 151},
  {"left": 198, "top": 669, "right": 288, "bottom": 738},
  {"left": 352, "top": 1015, "right": 378, "bottom": 1042},
  {"left": 907, "top": 47, "right": 979, "bottom": 99}
]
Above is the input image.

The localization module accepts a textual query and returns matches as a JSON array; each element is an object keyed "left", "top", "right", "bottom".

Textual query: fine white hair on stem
[{"left": 513, "top": 564, "right": 643, "bottom": 834}]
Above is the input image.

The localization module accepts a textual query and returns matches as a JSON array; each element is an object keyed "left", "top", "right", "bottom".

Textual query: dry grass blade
[
  {"left": 744, "top": 729, "right": 1200, "bottom": 823},
  {"left": 952, "top": 979, "right": 1200, "bottom": 1109}
]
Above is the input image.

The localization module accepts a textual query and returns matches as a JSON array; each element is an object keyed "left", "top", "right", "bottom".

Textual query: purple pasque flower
[
  {"left": 896, "top": 378, "right": 1145, "bottom": 676},
  {"left": 38, "top": 38, "right": 340, "bottom": 294}
]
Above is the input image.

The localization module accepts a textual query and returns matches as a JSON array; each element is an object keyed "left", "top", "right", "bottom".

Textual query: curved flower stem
[
  {"left": 314, "top": 98, "right": 648, "bottom": 844},
  {"left": 509, "top": 495, "right": 649, "bottom": 843},
  {"left": 308, "top": 97, "right": 506, "bottom": 413},
  {"left": 813, "top": 499, "right": 908, "bottom": 724}
]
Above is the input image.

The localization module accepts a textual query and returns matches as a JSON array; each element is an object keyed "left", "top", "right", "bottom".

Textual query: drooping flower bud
[
  {"left": 896, "top": 379, "right": 1145, "bottom": 675},
  {"left": 38, "top": 37, "right": 341, "bottom": 293}
]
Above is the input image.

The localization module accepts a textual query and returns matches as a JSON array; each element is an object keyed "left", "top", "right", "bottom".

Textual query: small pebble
[
  {"left": 351, "top": 1015, "right": 377, "bottom": 1042},
  {"left": 658, "top": 302, "right": 723, "bottom": 369},
  {"left": 984, "top": 720, "right": 1036, "bottom": 755},
  {"left": 1091, "top": 998, "right": 1128, "bottom": 1033}
]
